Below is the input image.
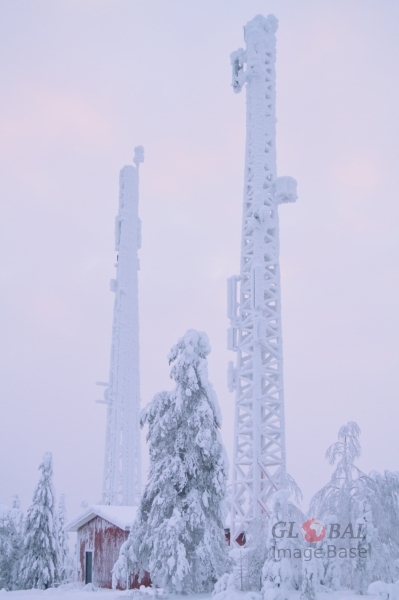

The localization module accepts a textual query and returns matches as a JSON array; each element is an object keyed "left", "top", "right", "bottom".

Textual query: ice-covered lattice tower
[
  {"left": 96, "top": 146, "right": 144, "bottom": 506},
  {"left": 227, "top": 15, "right": 297, "bottom": 543}
]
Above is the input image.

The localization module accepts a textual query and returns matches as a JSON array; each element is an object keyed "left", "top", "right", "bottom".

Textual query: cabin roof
[{"left": 65, "top": 504, "right": 138, "bottom": 532}]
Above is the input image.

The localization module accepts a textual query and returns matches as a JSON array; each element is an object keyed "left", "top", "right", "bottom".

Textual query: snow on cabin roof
[{"left": 65, "top": 504, "right": 137, "bottom": 532}]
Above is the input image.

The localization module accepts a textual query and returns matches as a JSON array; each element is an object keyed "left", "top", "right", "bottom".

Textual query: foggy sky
[{"left": 1, "top": 0, "right": 399, "bottom": 520}]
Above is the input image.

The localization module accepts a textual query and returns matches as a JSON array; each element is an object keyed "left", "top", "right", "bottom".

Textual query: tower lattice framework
[
  {"left": 227, "top": 15, "right": 297, "bottom": 544},
  {"left": 97, "top": 146, "right": 144, "bottom": 506}
]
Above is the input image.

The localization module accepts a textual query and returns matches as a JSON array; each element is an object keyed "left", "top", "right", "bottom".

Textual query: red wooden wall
[{"left": 77, "top": 516, "right": 150, "bottom": 589}]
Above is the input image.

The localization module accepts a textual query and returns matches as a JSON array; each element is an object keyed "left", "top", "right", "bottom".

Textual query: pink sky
[{"left": 0, "top": 0, "right": 399, "bottom": 518}]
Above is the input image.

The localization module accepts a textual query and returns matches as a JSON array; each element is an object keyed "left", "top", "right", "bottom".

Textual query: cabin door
[{"left": 85, "top": 551, "right": 93, "bottom": 584}]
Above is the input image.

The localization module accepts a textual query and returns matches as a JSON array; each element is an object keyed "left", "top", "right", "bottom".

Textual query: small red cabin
[{"left": 66, "top": 505, "right": 150, "bottom": 589}]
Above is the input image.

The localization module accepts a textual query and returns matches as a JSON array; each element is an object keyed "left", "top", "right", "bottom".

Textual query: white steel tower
[
  {"left": 97, "top": 146, "right": 144, "bottom": 506},
  {"left": 227, "top": 15, "right": 297, "bottom": 543}
]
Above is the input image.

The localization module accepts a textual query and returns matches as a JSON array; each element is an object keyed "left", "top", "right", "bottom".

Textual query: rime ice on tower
[
  {"left": 227, "top": 15, "right": 297, "bottom": 544},
  {"left": 97, "top": 146, "right": 144, "bottom": 506}
]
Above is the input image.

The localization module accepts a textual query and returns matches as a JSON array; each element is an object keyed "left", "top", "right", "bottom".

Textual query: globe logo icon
[{"left": 301, "top": 518, "right": 326, "bottom": 542}]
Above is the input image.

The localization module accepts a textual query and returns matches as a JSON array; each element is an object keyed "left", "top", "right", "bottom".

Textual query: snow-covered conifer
[
  {"left": 57, "top": 494, "right": 71, "bottom": 582},
  {"left": 113, "top": 330, "right": 228, "bottom": 593},
  {"left": 0, "top": 498, "right": 24, "bottom": 590},
  {"left": 20, "top": 452, "right": 60, "bottom": 589},
  {"left": 9, "top": 496, "right": 24, "bottom": 588},
  {"left": 9, "top": 496, "right": 24, "bottom": 534},
  {"left": 0, "top": 507, "right": 13, "bottom": 590}
]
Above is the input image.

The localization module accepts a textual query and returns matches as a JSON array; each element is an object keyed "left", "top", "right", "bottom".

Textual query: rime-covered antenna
[
  {"left": 98, "top": 149, "right": 143, "bottom": 506},
  {"left": 228, "top": 15, "right": 297, "bottom": 545}
]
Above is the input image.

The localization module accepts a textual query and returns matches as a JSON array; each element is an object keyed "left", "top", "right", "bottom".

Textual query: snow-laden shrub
[
  {"left": 310, "top": 422, "right": 399, "bottom": 588},
  {"left": 213, "top": 572, "right": 235, "bottom": 596},
  {"left": 309, "top": 422, "right": 363, "bottom": 527},
  {"left": 262, "top": 490, "right": 301, "bottom": 600},
  {"left": 368, "top": 580, "right": 399, "bottom": 600},
  {"left": 317, "top": 515, "right": 341, "bottom": 591},
  {"left": 300, "top": 561, "right": 316, "bottom": 600},
  {"left": 213, "top": 574, "right": 261, "bottom": 600}
]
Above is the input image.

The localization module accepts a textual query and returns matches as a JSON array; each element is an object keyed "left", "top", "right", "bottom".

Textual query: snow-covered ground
[
  {"left": 0, "top": 587, "right": 380, "bottom": 600},
  {"left": 0, "top": 589, "right": 211, "bottom": 600}
]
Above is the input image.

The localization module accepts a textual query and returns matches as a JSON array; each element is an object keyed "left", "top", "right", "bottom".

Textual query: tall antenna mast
[
  {"left": 227, "top": 15, "right": 297, "bottom": 543},
  {"left": 97, "top": 146, "right": 144, "bottom": 506}
]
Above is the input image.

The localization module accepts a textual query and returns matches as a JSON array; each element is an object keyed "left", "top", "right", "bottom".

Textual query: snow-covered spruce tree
[
  {"left": 9, "top": 495, "right": 24, "bottom": 535},
  {"left": 0, "top": 498, "right": 24, "bottom": 590},
  {"left": 113, "top": 330, "right": 228, "bottom": 593},
  {"left": 57, "top": 494, "right": 72, "bottom": 583},
  {"left": 9, "top": 496, "right": 24, "bottom": 589},
  {"left": 20, "top": 452, "right": 60, "bottom": 589},
  {"left": 0, "top": 508, "right": 14, "bottom": 590},
  {"left": 262, "top": 490, "right": 303, "bottom": 600}
]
